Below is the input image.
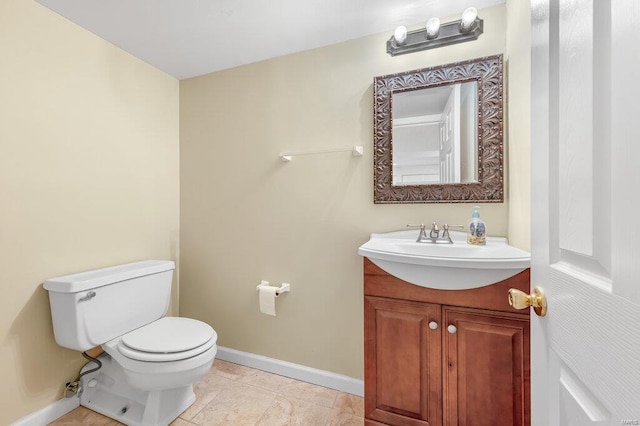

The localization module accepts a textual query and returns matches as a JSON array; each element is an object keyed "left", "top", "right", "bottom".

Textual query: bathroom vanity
[
  {"left": 364, "top": 259, "right": 530, "bottom": 426},
  {"left": 359, "top": 230, "right": 531, "bottom": 426}
]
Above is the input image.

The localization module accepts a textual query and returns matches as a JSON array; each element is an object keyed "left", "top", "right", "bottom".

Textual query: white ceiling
[{"left": 35, "top": 0, "right": 504, "bottom": 80}]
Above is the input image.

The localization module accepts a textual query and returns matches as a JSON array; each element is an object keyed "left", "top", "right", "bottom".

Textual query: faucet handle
[
  {"left": 408, "top": 224, "right": 429, "bottom": 243},
  {"left": 407, "top": 223, "right": 427, "bottom": 235},
  {"left": 441, "top": 224, "right": 465, "bottom": 243}
]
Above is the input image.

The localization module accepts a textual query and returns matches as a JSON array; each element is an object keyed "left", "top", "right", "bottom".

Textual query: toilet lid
[
  {"left": 121, "top": 317, "right": 216, "bottom": 355},
  {"left": 118, "top": 337, "right": 216, "bottom": 362}
]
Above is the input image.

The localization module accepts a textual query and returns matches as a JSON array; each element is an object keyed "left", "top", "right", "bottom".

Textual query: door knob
[{"left": 508, "top": 287, "right": 547, "bottom": 317}]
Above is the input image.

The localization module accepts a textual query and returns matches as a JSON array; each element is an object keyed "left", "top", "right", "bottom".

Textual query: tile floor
[{"left": 48, "top": 360, "right": 364, "bottom": 425}]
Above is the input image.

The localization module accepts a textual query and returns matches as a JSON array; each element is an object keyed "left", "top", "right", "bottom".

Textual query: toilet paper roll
[{"left": 259, "top": 285, "right": 278, "bottom": 316}]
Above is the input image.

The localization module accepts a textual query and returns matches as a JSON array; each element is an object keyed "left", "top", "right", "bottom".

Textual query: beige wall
[
  {"left": 0, "top": 0, "right": 179, "bottom": 423},
  {"left": 506, "top": 0, "right": 531, "bottom": 250},
  {"left": 180, "top": 5, "right": 518, "bottom": 380}
]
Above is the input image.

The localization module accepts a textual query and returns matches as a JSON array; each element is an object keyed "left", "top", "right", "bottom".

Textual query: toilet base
[{"left": 78, "top": 354, "right": 195, "bottom": 426}]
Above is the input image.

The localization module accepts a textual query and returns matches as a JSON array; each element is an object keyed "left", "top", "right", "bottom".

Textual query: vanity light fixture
[{"left": 387, "top": 7, "right": 483, "bottom": 56}]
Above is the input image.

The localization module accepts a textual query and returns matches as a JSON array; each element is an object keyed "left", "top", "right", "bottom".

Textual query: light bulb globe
[
  {"left": 394, "top": 26, "right": 408, "bottom": 45},
  {"left": 460, "top": 7, "right": 478, "bottom": 33},
  {"left": 425, "top": 17, "right": 441, "bottom": 39}
]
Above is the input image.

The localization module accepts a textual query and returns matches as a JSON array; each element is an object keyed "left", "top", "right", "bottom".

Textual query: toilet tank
[{"left": 44, "top": 260, "right": 175, "bottom": 352}]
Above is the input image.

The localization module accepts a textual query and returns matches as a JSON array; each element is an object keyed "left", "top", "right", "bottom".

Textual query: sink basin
[{"left": 358, "top": 230, "right": 530, "bottom": 290}]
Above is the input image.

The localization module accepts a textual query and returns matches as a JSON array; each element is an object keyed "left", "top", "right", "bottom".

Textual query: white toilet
[{"left": 44, "top": 260, "right": 217, "bottom": 426}]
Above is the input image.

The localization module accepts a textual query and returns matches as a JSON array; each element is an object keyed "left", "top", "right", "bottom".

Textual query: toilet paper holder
[{"left": 256, "top": 280, "right": 290, "bottom": 296}]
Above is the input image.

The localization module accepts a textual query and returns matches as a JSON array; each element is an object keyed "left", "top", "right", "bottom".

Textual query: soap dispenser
[{"left": 467, "top": 206, "right": 486, "bottom": 245}]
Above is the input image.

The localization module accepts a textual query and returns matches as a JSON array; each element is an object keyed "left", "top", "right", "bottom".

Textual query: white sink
[{"left": 358, "top": 230, "right": 530, "bottom": 290}]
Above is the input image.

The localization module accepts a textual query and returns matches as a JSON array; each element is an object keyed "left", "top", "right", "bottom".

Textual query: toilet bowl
[
  {"left": 44, "top": 260, "right": 217, "bottom": 426},
  {"left": 103, "top": 317, "right": 217, "bottom": 391}
]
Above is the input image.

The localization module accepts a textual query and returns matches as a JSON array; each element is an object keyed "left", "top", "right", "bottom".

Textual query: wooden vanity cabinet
[{"left": 364, "top": 258, "right": 530, "bottom": 426}]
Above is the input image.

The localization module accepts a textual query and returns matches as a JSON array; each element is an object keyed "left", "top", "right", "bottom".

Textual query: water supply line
[{"left": 64, "top": 351, "right": 103, "bottom": 398}]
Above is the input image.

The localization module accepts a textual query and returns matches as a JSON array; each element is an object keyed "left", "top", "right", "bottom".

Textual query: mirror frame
[{"left": 373, "top": 54, "right": 504, "bottom": 203}]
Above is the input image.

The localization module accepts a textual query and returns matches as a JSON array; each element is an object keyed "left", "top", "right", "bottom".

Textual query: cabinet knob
[
  {"left": 428, "top": 321, "right": 438, "bottom": 330},
  {"left": 447, "top": 324, "right": 457, "bottom": 334}
]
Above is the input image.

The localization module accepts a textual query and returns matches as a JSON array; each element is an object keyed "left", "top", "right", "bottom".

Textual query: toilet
[{"left": 43, "top": 260, "right": 217, "bottom": 426}]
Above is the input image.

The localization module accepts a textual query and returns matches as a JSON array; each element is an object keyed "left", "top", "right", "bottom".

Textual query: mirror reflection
[{"left": 392, "top": 82, "right": 478, "bottom": 186}]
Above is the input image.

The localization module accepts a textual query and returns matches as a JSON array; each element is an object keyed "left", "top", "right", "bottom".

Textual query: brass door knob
[{"left": 508, "top": 287, "right": 547, "bottom": 317}]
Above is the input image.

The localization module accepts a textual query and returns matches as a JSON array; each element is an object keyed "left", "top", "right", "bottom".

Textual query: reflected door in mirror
[{"left": 392, "top": 82, "right": 478, "bottom": 186}]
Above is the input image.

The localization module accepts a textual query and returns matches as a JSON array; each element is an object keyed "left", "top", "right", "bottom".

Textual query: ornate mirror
[{"left": 373, "top": 54, "right": 503, "bottom": 203}]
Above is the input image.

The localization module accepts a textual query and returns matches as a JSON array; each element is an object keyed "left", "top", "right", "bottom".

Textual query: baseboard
[
  {"left": 10, "top": 395, "right": 79, "bottom": 426},
  {"left": 216, "top": 346, "right": 364, "bottom": 397}
]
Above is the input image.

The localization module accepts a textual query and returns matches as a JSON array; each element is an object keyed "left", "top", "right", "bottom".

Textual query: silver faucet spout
[{"left": 429, "top": 222, "right": 439, "bottom": 239}]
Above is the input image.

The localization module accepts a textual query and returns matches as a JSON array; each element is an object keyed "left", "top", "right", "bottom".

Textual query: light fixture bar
[{"left": 387, "top": 18, "right": 483, "bottom": 56}]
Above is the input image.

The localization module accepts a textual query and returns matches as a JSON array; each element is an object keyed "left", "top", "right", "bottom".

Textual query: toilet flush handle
[{"left": 78, "top": 291, "right": 96, "bottom": 302}]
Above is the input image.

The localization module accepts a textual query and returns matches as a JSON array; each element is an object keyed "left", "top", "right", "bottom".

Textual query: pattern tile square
[{"left": 256, "top": 395, "right": 332, "bottom": 426}]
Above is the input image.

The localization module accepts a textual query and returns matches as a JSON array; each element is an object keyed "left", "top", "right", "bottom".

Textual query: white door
[
  {"left": 439, "top": 84, "right": 461, "bottom": 183},
  {"left": 530, "top": 0, "right": 640, "bottom": 425}
]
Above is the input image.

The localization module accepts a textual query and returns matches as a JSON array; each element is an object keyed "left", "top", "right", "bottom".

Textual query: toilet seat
[{"left": 118, "top": 317, "right": 217, "bottom": 362}]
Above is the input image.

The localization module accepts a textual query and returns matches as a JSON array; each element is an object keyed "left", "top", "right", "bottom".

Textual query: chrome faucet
[{"left": 407, "top": 222, "right": 464, "bottom": 244}]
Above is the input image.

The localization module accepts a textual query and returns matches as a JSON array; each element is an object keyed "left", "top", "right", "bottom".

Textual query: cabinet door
[
  {"left": 442, "top": 307, "right": 530, "bottom": 426},
  {"left": 365, "top": 296, "right": 442, "bottom": 426}
]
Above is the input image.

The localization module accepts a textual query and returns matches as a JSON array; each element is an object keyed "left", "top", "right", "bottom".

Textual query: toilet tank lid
[{"left": 43, "top": 260, "right": 175, "bottom": 293}]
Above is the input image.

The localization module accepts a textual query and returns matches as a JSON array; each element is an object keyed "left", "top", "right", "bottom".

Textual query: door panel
[
  {"left": 558, "top": 360, "right": 610, "bottom": 424},
  {"left": 531, "top": 0, "right": 640, "bottom": 424}
]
